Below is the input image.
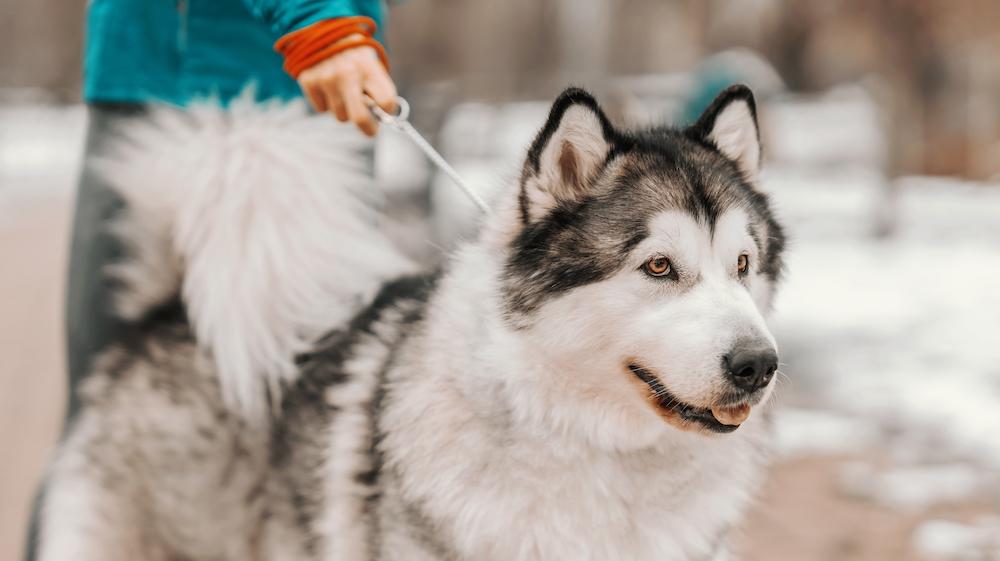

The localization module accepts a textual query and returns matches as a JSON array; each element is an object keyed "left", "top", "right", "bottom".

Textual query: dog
[{"left": 36, "top": 85, "right": 785, "bottom": 561}]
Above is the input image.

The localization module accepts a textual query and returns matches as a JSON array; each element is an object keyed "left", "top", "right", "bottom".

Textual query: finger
[
  {"left": 339, "top": 72, "right": 377, "bottom": 136},
  {"left": 362, "top": 62, "right": 398, "bottom": 114},
  {"left": 319, "top": 80, "right": 348, "bottom": 122},
  {"left": 302, "top": 81, "right": 327, "bottom": 113},
  {"left": 329, "top": 98, "right": 349, "bottom": 122}
]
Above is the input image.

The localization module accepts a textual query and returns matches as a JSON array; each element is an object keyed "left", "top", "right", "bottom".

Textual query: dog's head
[{"left": 492, "top": 86, "right": 785, "bottom": 448}]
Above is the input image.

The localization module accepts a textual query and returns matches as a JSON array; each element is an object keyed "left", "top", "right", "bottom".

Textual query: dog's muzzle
[{"left": 723, "top": 340, "right": 778, "bottom": 394}]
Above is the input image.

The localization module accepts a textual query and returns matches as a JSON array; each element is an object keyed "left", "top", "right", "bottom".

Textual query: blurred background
[{"left": 2, "top": 1, "right": 999, "bottom": 560}]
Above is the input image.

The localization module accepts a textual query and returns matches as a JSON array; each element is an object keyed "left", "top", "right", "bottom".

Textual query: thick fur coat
[{"left": 37, "top": 86, "right": 785, "bottom": 561}]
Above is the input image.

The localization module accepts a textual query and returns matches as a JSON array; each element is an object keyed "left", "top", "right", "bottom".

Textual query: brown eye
[
  {"left": 737, "top": 254, "right": 750, "bottom": 276},
  {"left": 644, "top": 256, "right": 672, "bottom": 277}
]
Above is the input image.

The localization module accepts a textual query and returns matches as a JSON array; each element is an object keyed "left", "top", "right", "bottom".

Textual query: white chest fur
[{"left": 378, "top": 360, "right": 771, "bottom": 561}]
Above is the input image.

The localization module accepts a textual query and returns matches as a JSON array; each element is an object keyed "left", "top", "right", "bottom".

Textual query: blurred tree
[{"left": 0, "top": 0, "right": 86, "bottom": 101}]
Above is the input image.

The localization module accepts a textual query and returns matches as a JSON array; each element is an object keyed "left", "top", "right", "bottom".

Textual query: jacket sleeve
[{"left": 242, "top": 0, "right": 384, "bottom": 37}]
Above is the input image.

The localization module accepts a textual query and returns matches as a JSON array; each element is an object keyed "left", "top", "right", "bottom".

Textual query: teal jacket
[{"left": 84, "top": 0, "right": 385, "bottom": 105}]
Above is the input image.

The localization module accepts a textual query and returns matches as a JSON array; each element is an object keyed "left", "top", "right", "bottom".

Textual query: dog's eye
[
  {"left": 737, "top": 254, "right": 750, "bottom": 276},
  {"left": 643, "top": 256, "right": 672, "bottom": 278}
]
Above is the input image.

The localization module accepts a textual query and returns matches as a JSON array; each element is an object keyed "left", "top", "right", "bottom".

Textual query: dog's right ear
[
  {"left": 686, "top": 84, "right": 761, "bottom": 180},
  {"left": 519, "top": 88, "right": 615, "bottom": 223}
]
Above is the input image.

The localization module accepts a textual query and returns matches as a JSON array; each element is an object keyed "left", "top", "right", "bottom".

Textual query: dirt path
[
  {"left": 0, "top": 195, "right": 70, "bottom": 561},
  {"left": 739, "top": 455, "right": 998, "bottom": 561}
]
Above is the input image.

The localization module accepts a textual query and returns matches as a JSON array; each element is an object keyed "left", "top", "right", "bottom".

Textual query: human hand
[{"left": 297, "top": 34, "right": 397, "bottom": 136}]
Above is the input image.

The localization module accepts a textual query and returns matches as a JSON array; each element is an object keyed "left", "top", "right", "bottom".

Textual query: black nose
[{"left": 724, "top": 345, "right": 778, "bottom": 393}]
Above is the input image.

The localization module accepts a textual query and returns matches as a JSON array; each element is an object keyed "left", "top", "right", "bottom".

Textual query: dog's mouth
[{"left": 627, "top": 363, "right": 749, "bottom": 434}]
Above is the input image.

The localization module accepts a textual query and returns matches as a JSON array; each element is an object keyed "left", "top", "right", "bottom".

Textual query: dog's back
[
  {"left": 41, "top": 305, "right": 272, "bottom": 560},
  {"left": 40, "top": 275, "right": 436, "bottom": 561}
]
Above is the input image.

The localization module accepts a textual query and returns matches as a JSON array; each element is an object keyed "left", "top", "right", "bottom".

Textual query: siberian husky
[{"left": 37, "top": 85, "right": 786, "bottom": 561}]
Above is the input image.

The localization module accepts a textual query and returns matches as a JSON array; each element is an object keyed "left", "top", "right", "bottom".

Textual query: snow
[
  {"left": 912, "top": 518, "right": 1000, "bottom": 560},
  {"left": 766, "top": 84, "right": 888, "bottom": 169},
  {"left": 838, "top": 462, "right": 987, "bottom": 509},
  {"left": 373, "top": 124, "right": 432, "bottom": 196},
  {"left": 0, "top": 104, "right": 85, "bottom": 216},
  {"left": 429, "top": 101, "right": 550, "bottom": 244},
  {"left": 768, "top": 170, "right": 1000, "bottom": 469},
  {"left": 771, "top": 408, "right": 882, "bottom": 458}
]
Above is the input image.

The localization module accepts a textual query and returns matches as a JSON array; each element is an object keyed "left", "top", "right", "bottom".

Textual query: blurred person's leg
[
  {"left": 23, "top": 103, "right": 144, "bottom": 561},
  {"left": 66, "top": 103, "right": 147, "bottom": 420}
]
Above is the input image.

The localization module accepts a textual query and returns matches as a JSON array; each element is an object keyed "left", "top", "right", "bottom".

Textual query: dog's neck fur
[{"left": 375, "top": 195, "right": 773, "bottom": 561}]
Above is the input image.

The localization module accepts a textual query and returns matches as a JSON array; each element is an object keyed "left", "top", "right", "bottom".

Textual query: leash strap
[{"left": 369, "top": 96, "right": 491, "bottom": 214}]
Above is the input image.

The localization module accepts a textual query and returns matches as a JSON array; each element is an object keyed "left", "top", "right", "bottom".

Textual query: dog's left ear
[
  {"left": 687, "top": 85, "right": 761, "bottom": 179},
  {"left": 520, "top": 88, "right": 615, "bottom": 222}
]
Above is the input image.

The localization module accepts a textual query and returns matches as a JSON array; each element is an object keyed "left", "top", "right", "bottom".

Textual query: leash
[{"left": 368, "top": 96, "right": 491, "bottom": 214}]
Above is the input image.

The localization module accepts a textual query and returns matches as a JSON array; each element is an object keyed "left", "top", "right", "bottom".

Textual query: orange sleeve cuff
[{"left": 274, "top": 16, "right": 389, "bottom": 79}]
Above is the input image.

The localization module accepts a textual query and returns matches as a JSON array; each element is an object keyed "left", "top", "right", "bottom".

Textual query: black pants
[
  {"left": 23, "top": 103, "right": 145, "bottom": 561},
  {"left": 64, "top": 103, "right": 149, "bottom": 419}
]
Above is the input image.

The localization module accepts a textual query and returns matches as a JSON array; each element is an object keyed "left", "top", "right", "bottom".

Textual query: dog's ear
[
  {"left": 520, "top": 88, "right": 614, "bottom": 222},
  {"left": 687, "top": 85, "right": 761, "bottom": 179}
]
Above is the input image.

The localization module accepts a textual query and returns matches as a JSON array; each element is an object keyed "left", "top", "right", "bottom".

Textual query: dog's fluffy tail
[{"left": 96, "top": 94, "right": 415, "bottom": 416}]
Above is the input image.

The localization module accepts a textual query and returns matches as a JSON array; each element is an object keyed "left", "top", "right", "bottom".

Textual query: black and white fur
[{"left": 37, "top": 86, "right": 786, "bottom": 561}]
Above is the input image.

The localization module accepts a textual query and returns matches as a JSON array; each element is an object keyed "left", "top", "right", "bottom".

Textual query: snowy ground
[
  {"left": 0, "top": 104, "right": 86, "bottom": 215},
  {"left": 765, "top": 167, "right": 1000, "bottom": 559},
  {"left": 2, "top": 91, "right": 999, "bottom": 560}
]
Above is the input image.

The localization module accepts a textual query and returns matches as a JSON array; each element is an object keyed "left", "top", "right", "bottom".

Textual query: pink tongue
[{"left": 711, "top": 404, "right": 751, "bottom": 426}]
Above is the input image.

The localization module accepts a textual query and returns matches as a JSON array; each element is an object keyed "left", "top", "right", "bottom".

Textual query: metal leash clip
[{"left": 367, "top": 96, "right": 490, "bottom": 214}]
